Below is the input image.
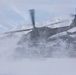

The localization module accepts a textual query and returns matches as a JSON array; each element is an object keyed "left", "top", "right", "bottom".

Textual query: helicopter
[{"left": 3, "top": 9, "right": 76, "bottom": 46}]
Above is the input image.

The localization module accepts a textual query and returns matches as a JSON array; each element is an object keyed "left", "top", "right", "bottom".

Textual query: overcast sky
[{"left": 0, "top": 0, "right": 76, "bottom": 30}]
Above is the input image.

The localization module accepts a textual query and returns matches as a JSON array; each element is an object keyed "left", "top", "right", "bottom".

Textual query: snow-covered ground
[{"left": 0, "top": 58, "right": 76, "bottom": 75}]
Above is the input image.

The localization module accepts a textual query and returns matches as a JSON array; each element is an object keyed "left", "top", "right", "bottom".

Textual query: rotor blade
[
  {"left": 3, "top": 28, "right": 32, "bottom": 34},
  {"left": 44, "top": 19, "right": 69, "bottom": 27},
  {"left": 29, "top": 9, "right": 35, "bottom": 29}
]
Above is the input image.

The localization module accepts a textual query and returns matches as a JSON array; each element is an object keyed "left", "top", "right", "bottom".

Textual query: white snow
[{"left": 0, "top": 59, "right": 76, "bottom": 75}]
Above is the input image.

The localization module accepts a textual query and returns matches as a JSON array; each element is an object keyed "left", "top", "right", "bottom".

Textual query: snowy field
[
  {"left": 0, "top": 33, "right": 76, "bottom": 75},
  {"left": 0, "top": 58, "right": 76, "bottom": 75}
]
